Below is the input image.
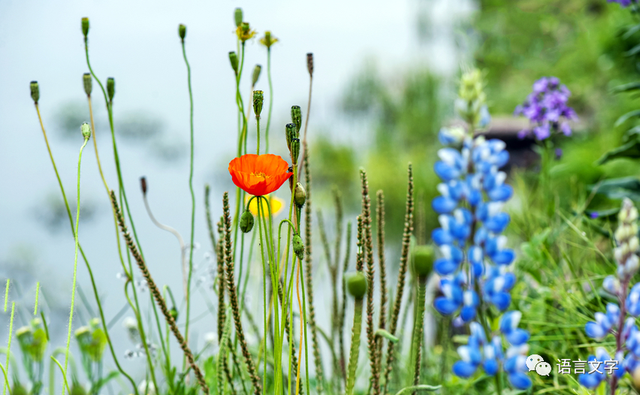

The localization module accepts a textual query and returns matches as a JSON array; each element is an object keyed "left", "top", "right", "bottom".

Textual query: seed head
[
  {"left": 346, "top": 272, "right": 367, "bottom": 299},
  {"left": 293, "top": 234, "right": 305, "bottom": 260},
  {"left": 81, "top": 122, "right": 92, "bottom": 140},
  {"left": 83, "top": 73, "right": 92, "bottom": 96},
  {"left": 81, "top": 17, "right": 90, "bottom": 38},
  {"left": 234, "top": 8, "right": 243, "bottom": 27},
  {"left": 252, "top": 64, "right": 262, "bottom": 86},
  {"left": 106, "top": 77, "right": 115, "bottom": 102},
  {"left": 178, "top": 24, "right": 186, "bottom": 40},
  {"left": 229, "top": 52, "right": 239, "bottom": 75},
  {"left": 294, "top": 183, "right": 306, "bottom": 208},
  {"left": 253, "top": 90, "right": 264, "bottom": 119},
  {"left": 240, "top": 210, "right": 255, "bottom": 233},
  {"left": 291, "top": 105, "right": 302, "bottom": 134},
  {"left": 30, "top": 81, "right": 39, "bottom": 104}
]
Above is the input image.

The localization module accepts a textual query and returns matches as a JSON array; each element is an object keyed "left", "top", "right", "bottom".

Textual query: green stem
[
  {"left": 346, "top": 299, "right": 364, "bottom": 395},
  {"left": 84, "top": 38, "right": 156, "bottom": 392},
  {"left": 62, "top": 137, "right": 88, "bottom": 395},
  {"left": 3, "top": 303, "right": 14, "bottom": 395},
  {"left": 412, "top": 277, "right": 427, "bottom": 393},
  {"left": 257, "top": 117, "right": 261, "bottom": 155},
  {"left": 265, "top": 48, "right": 273, "bottom": 154},
  {"left": 181, "top": 33, "right": 197, "bottom": 365}
]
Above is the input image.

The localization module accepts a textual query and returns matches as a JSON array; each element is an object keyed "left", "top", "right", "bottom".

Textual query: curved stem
[
  {"left": 61, "top": 137, "right": 88, "bottom": 395},
  {"left": 181, "top": 37, "right": 197, "bottom": 355}
]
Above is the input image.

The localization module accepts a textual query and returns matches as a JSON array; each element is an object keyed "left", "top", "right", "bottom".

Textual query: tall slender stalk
[
  {"left": 338, "top": 222, "right": 352, "bottom": 383},
  {"left": 360, "top": 170, "right": 381, "bottom": 395},
  {"left": 383, "top": 164, "right": 414, "bottom": 394},
  {"left": 223, "top": 193, "right": 261, "bottom": 395},
  {"left": 110, "top": 191, "right": 209, "bottom": 395},
  {"left": 61, "top": 133, "right": 89, "bottom": 395},
  {"left": 31, "top": 89, "right": 138, "bottom": 395},
  {"left": 265, "top": 48, "right": 273, "bottom": 154},
  {"left": 302, "top": 143, "right": 323, "bottom": 393},
  {"left": 376, "top": 191, "right": 387, "bottom": 368},
  {"left": 3, "top": 302, "right": 15, "bottom": 395},
  {"left": 180, "top": 26, "right": 197, "bottom": 351},
  {"left": 411, "top": 276, "right": 427, "bottom": 394},
  {"left": 346, "top": 216, "right": 365, "bottom": 395}
]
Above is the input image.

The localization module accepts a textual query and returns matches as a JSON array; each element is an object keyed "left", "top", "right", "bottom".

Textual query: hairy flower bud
[
  {"left": 294, "top": 182, "right": 306, "bottom": 208},
  {"left": 178, "top": 24, "right": 186, "bottom": 40},
  {"left": 293, "top": 234, "right": 304, "bottom": 260},
  {"left": 81, "top": 122, "right": 91, "bottom": 140},
  {"left": 106, "top": 77, "right": 115, "bottom": 102},
  {"left": 285, "top": 123, "right": 296, "bottom": 150},
  {"left": 83, "top": 73, "right": 92, "bottom": 96},
  {"left": 252, "top": 64, "right": 262, "bottom": 86},
  {"left": 412, "top": 245, "right": 435, "bottom": 277},
  {"left": 307, "top": 53, "right": 314, "bottom": 76},
  {"left": 81, "top": 17, "right": 90, "bottom": 38},
  {"left": 229, "top": 51, "right": 239, "bottom": 75},
  {"left": 253, "top": 90, "right": 264, "bottom": 119},
  {"left": 290, "top": 138, "right": 300, "bottom": 165},
  {"left": 291, "top": 105, "right": 302, "bottom": 134},
  {"left": 240, "top": 210, "right": 254, "bottom": 233},
  {"left": 346, "top": 272, "right": 367, "bottom": 299},
  {"left": 30, "top": 81, "right": 39, "bottom": 104},
  {"left": 234, "top": 8, "right": 243, "bottom": 27}
]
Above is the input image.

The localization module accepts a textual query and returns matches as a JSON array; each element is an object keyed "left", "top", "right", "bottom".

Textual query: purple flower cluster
[
  {"left": 514, "top": 77, "right": 576, "bottom": 141},
  {"left": 607, "top": 0, "right": 634, "bottom": 7}
]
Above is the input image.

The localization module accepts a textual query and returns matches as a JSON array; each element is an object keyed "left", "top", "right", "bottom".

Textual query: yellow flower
[
  {"left": 260, "top": 31, "right": 278, "bottom": 48},
  {"left": 236, "top": 22, "right": 256, "bottom": 42},
  {"left": 244, "top": 194, "right": 284, "bottom": 217}
]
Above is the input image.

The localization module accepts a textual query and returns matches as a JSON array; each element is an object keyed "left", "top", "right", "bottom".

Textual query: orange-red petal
[{"left": 228, "top": 154, "right": 292, "bottom": 196}]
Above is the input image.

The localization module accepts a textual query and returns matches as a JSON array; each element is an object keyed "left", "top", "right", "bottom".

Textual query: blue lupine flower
[
  {"left": 432, "top": 70, "right": 530, "bottom": 390},
  {"left": 514, "top": 76, "right": 576, "bottom": 141},
  {"left": 582, "top": 199, "right": 640, "bottom": 391}
]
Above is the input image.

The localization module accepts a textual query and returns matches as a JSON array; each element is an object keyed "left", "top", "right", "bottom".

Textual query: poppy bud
[
  {"left": 178, "top": 24, "right": 186, "bottom": 41},
  {"left": 290, "top": 138, "right": 300, "bottom": 165},
  {"left": 30, "top": 81, "right": 39, "bottom": 104},
  {"left": 293, "top": 234, "right": 304, "bottom": 260},
  {"left": 81, "top": 122, "right": 91, "bottom": 140},
  {"left": 240, "top": 210, "right": 254, "bottom": 233},
  {"left": 234, "top": 8, "right": 243, "bottom": 27},
  {"left": 307, "top": 53, "right": 314, "bottom": 76},
  {"left": 106, "top": 77, "right": 115, "bottom": 102},
  {"left": 81, "top": 17, "right": 90, "bottom": 38},
  {"left": 285, "top": 123, "right": 296, "bottom": 150},
  {"left": 170, "top": 307, "right": 179, "bottom": 321},
  {"left": 252, "top": 64, "right": 262, "bottom": 86},
  {"left": 412, "top": 245, "right": 434, "bottom": 277},
  {"left": 83, "top": 73, "right": 92, "bottom": 96},
  {"left": 253, "top": 90, "right": 264, "bottom": 120},
  {"left": 229, "top": 51, "right": 239, "bottom": 75},
  {"left": 294, "top": 183, "right": 306, "bottom": 208},
  {"left": 71, "top": 382, "right": 88, "bottom": 395},
  {"left": 12, "top": 382, "right": 28, "bottom": 395},
  {"left": 346, "top": 272, "right": 367, "bottom": 299},
  {"left": 140, "top": 177, "right": 147, "bottom": 195},
  {"left": 291, "top": 105, "right": 302, "bottom": 134}
]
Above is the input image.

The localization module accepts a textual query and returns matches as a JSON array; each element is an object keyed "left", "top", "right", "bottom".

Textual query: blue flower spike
[{"left": 432, "top": 69, "right": 531, "bottom": 391}]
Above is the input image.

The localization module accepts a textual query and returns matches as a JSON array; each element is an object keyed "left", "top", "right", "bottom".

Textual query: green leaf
[
  {"left": 624, "top": 23, "right": 640, "bottom": 39},
  {"left": 596, "top": 139, "right": 640, "bottom": 164},
  {"left": 588, "top": 176, "right": 640, "bottom": 201},
  {"left": 612, "top": 81, "right": 640, "bottom": 93},
  {"left": 625, "top": 43, "right": 640, "bottom": 56},
  {"left": 374, "top": 329, "right": 399, "bottom": 343},
  {"left": 394, "top": 385, "right": 442, "bottom": 394},
  {"left": 615, "top": 109, "right": 640, "bottom": 127}
]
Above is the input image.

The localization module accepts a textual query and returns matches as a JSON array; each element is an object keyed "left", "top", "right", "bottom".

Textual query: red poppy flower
[{"left": 228, "top": 154, "right": 293, "bottom": 196}]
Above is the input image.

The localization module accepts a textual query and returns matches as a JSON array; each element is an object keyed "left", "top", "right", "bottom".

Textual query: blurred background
[{"left": 2, "top": 0, "right": 640, "bottom": 390}]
